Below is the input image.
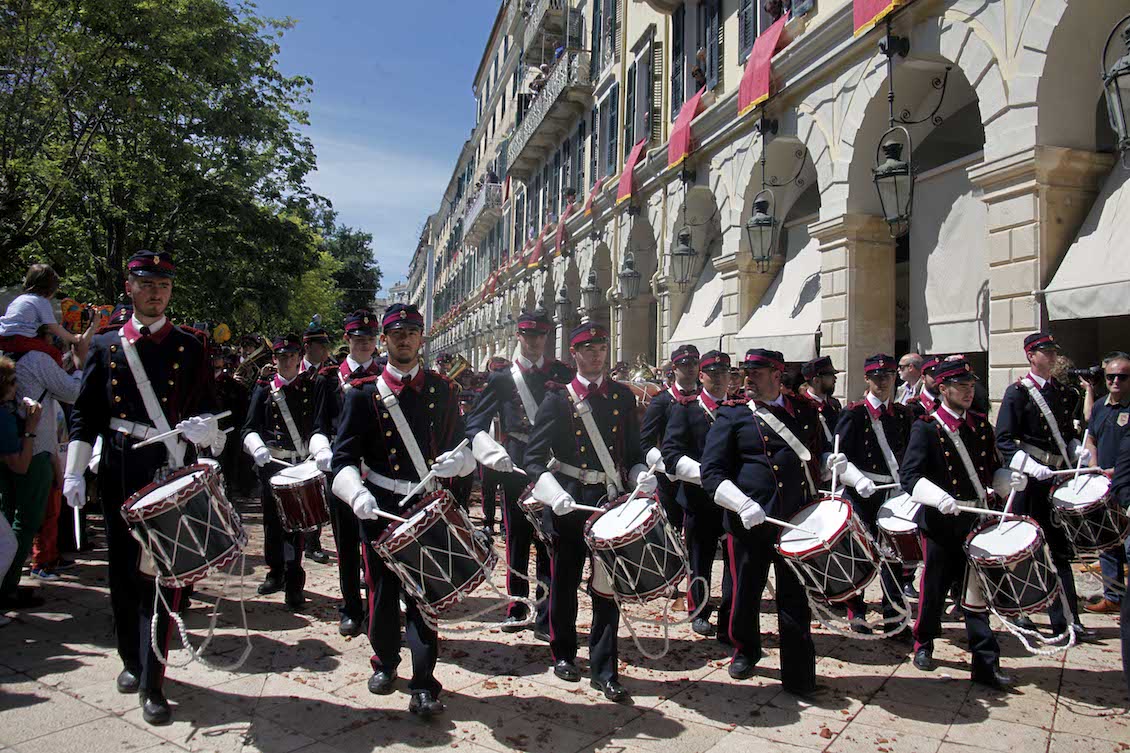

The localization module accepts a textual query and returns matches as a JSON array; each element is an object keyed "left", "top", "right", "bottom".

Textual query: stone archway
[{"left": 615, "top": 213, "right": 659, "bottom": 366}]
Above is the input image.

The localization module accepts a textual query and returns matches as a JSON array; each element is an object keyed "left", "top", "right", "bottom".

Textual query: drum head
[
  {"left": 1052, "top": 473, "right": 1111, "bottom": 510},
  {"left": 778, "top": 498, "right": 851, "bottom": 556},
  {"left": 968, "top": 519, "right": 1040, "bottom": 559},
  {"left": 130, "top": 470, "right": 208, "bottom": 513},
  {"left": 590, "top": 496, "right": 654, "bottom": 540},
  {"left": 878, "top": 494, "right": 919, "bottom": 533},
  {"left": 270, "top": 461, "right": 323, "bottom": 487}
]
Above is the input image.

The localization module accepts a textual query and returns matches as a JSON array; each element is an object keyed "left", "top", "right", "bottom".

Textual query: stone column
[
  {"left": 970, "top": 146, "right": 1115, "bottom": 410},
  {"left": 713, "top": 222, "right": 786, "bottom": 355},
  {"left": 810, "top": 214, "right": 897, "bottom": 401}
]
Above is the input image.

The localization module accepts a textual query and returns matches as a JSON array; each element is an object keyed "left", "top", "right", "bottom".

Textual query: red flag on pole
[
  {"left": 854, "top": 0, "right": 906, "bottom": 36},
  {"left": 617, "top": 138, "right": 649, "bottom": 205},
  {"left": 668, "top": 88, "right": 706, "bottom": 170},
  {"left": 738, "top": 15, "right": 789, "bottom": 118}
]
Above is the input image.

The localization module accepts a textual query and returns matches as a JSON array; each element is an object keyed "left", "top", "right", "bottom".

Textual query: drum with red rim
[
  {"left": 584, "top": 493, "right": 687, "bottom": 603},
  {"left": 269, "top": 461, "right": 330, "bottom": 533},
  {"left": 516, "top": 482, "right": 550, "bottom": 545},
  {"left": 1050, "top": 472, "right": 1129, "bottom": 555},
  {"left": 877, "top": 493, "right": 923, "bottom": 563},
  {"left": 776, "top": 495, "right": 879, "bottom": 604},
  {"left": 964, "top": 516, "right": 1061, "bottom": 616}
]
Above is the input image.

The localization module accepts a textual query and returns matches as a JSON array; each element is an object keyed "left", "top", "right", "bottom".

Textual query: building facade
[{"left": 412, "top": 0, "right": 1130, "bottom": 402}]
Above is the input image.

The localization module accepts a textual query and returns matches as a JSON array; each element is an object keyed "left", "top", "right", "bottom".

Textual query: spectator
[
  {"left": 0, "top": 355, "right": 48, "bottom": 609},
  {"left": 896, "top": 353, "right": 924, "bottom": 404},
  {"left": 1108, "top": 427, "right": 1130, "bottom": 695},
  {"left": 0, "top": 264, "right": 92, "bottom": 357}
]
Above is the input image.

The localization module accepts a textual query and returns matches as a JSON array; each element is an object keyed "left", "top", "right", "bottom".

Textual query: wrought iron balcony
[
  {"left": 464, "top": 181, "right": 503, "bottom": 246},
  {"left": 523, "top": 0, "right": 584, "bottom": 68},
  {"left": 507, "top": 50, "right": 592, "bottom": 181}
]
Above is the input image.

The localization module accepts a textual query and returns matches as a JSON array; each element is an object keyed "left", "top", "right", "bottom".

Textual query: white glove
[
  {"left": 854, "top": 475, "right": 877, "bottom": 498},
  {"left": 838, "top": 461, "right": 874, "bottom": 496},
  {"left": 912, "top": 477, "right": 959, "bottom": 515},
  {"left": 63, "top": 473, "right": 86, "bottom": 509},
  {"left": 630, "top": 463, "right": 658, "bottom": 495},
  {"left": 177, "top": 415, "right": 218, "bottom": 445},
  {"left": 673, "top": 456, "right": 701, "bottom": 485},
  {"left": 645, "top": 447, "right": 667, "bottom": 475},
  {"left": 332, "top": 465, "right": 381, "bottom": 520},
  {"left": 937, "top": 496, "right": 959, "bottom": 515},
  {"left": 1009, "top": 450, "right": 1054, "bottom": 481},
  {"left": 1009, "top": 471, "right": 1028, "bottom": 492},
  {"left": 252, "top": 446, "right": 271, "bottom": 467},
  {"left": 433, "top": 446, "right": 475, "bottom": 478},
  {"left": 1073, "top": 444, "right": 1092, "bottom": 466},
  {"left": 714, "top": 479, "right": 765, "bottom": 527},
  {"left": 531, "top": 471, "right": 577, "bottom": 516},
  {"left": 63, "top": 440, "right": 93, "bottom": 508},
  {"left": 472, "top": 431, "right": 514, "bottom": 473},
  {"left": 243, "top": 432, "right": 269, "bottom": 466},
  {"left": 738, "top": 501, "right": 766, "bottom": 529},
  {"left": 208, "top": 431, "right": 227, "bottom": 456},
  {"left": 313, "top": 447, "right": 333, "bottom": 473},
  {"left": 825, "top": 452, "right": 848, "bottom": 476}
]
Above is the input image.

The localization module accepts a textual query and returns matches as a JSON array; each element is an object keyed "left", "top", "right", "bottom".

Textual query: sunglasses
[
  {"left": 1106, "top": 373, "right": 1130, "bottom": 382},
  {"left": 897, "top": 364, "right": 917, "bottom": 370}
]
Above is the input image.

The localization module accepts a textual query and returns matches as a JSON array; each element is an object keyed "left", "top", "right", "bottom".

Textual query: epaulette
[
  {"left": 350, "top": 374, "right": 380, "bottom": 389},
  {"left": 675, "top": 393, "right": 698, "bottom": 405},
  {"left": 179, "top": 325, "right": 209, "bottom": 349},
  {"left": 969, "top": 410, "right": 987, "bottom": 422},
  {"left": 722, "top": 397, "right": 750, "bottom": 407},
  {"left": 96, "top": 324, "right": 124, "bottom": 335},
  {"left": 918, "top": 413, "right": 938, "bottom": 423},
  {"left": 545, "top": 380, "right": 567, "bottom": 392},
  {"left": 317, "top": 364, "right": 338, "bottom": 378},
  {"left": 846, "top": 400, "right": 866, "bottom": 410}
]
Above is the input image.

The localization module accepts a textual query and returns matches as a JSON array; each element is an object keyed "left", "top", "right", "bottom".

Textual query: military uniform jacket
[
  {"left": 524, "top": 377, "right": 644, "bottom": 506},
  {"left": 995, "top": 376, "right": 1079, "bottom": 469},
  {"left": 331, "top": 369, "right": 466, "bottom": 517},
  {"left": 901, "top": 410, "right": 1002, "bottom": 542},
  {"left": 242, "top": 372, "right": 316, "bottom": 453},
  {"left": 70, "top": 319, "right": 217, "bottom": 489},
  {"left": 700, "top": 396, "right": 826, "bottom": 531},
  {"left": 641, "top": 387, "right": 692, "bottom": 454},
  {"left": 311, "top": 358, "right": 382, "bottom": 440},
  {"left": 661, "top": 392, "right": 721, "bottom": 512},
  {"left": 834, "top": 399, "right": 916, "bottom": 479},
  {"left": 464, "top": 359, "right": 573, "bottom": 465},
  {"left": 800, "top": 392, "right": 843, "bottom": 443}
]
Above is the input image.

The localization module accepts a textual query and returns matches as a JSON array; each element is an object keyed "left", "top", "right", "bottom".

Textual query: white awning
[
  {"left": 733, "top": 218, "right": 821, "bottom": 362},
  {"left": 908, "top": 153, "right": 989, "bottom": 353},
  {"left": 1043, "top": 160, "right": 1130, "bottom": 320},
  {"left": 668, "top": 257, "right": 725, "bottom": 354}
]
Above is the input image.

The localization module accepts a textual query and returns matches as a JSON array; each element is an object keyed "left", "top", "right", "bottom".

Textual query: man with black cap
[
  {"left": 901, "top": 356, "right": 1025, "bottom": 687},
  {"left": 243, "top": 333, "right": 315, "bottom": 610},
  {"left": 662, "top": 349, "right": 734, "bottom": 640},
  {"left": 300, "top": 321, "right": 334, "bottom": 564},
  {"left": 64, "top": 250, "right": 225, "bottom": 725},
  {"left": 642, "top": 344, "right": 701, "bottom": 535},
  {"left": 331, "top": 303, "right": 476, "bottom": 718},
  {"left": 212, "top": 344, "right": 252, "bottom": 497},
  {"left": 309, "top": 309, "right": 382, "bottom": 637},
  {"left": 907, "top": 356, "right": 941, "bottom": 417},
  {"left": 464, "top": 309, "right": 572, "bottom": 636},
  {"left": 995, "top": 332, "right": 1091, "bottom": 640},
  {"left": 799, "top": 355, "right": 842, "bottom": 445},
  {"left": 833, "top": 354, "right": 920, "bottom": 631},
  {"left": 700, "top": 348, "right": 822, "bottom": 694},
  {"left": 524, "top": 321, "right": 656, "bottom": 703}
]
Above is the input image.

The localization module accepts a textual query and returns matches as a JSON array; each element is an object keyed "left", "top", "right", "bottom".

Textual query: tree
[{"left": 320, "top": 211, "right": 381, "bottom": 316}]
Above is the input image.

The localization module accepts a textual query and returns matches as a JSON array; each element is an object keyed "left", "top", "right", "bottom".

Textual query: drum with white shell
[
  {"left": 776, "top": 495, "right": 879, "bottom": 604},
  {"left": 1050, "top": 472, "right": 1128, "bottom": 555},
  {"left": 876, "top": 493, "right": 923, "bottom": 563},
  {"left": 584, "top": 493, "right": 687, "bottom": 603},
  {"left": 964, "top": 517, "right": 1061, "bottom": 616}
]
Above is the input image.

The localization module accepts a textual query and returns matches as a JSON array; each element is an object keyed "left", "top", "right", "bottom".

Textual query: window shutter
[
  {"left": 716, "top": 3, "right": 724, "bottom": 92},
  {"left": 576, "top": 120, "right": 586, "bottom": 192},
  {"left": 671, "top": 5, "right": 685, "bottom": 121},
  {"left": 613, "top": 0, "right": 622, "bottom": 60},
  {"left": 606, "top": 82, "right": 619, "bottom": 176},
  {"left": 739, "top": 0, "right": 754, "bottom": 61},
  {"left": 590, "top": 107, "right": 599, "bottom": 190},
  {"left": 706, "top": 1, "right": 720, "bottom": 90},
  {"left": 651, "top": 40, "right": 664, "bottom": 143},
  {"left": 625, "top": 60, "right": 636, "bottom": 149},
  {"left": 591, "top": 0, "right": 602, "bottom": 77}
]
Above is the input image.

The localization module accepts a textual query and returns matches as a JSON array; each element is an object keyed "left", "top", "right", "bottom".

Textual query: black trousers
[
  {"left": 1012, "top": 478, "right": 1081, "bottom": 630},
  {"left": 1122, "top": 549, "right": 1130, "bottom": 696},
  {"left": 913, "top": 532, "right": 1000, "bottom": 673},
  {"left": 500, "top": 472, "right": 550, "bottom": 630},
  {"left": 359, "top": 520, "right": 441, "bottom": 694},
  {"left": 544, "top": 504, "right": 620, "bottom": 683},
  {"left": 657, "top": 476, "right": 684, "bottom": 533},
  {"left": 258, "top": 466, "right": 304, "bottom": 587},
  {"left": 481, "top": 467, "right": 503, "bottom": 527},
  {"left": 327, "top": 490, "right": 363, "bottom": 619},
  {"left": 683, "top": 503, "right": 731, "bottom": 628},
  {"left": 846, "top": 493, "right": 906, "bottom": 623},
  {"left": 726, "top": 524, "right": 815, "bottom": 693}
]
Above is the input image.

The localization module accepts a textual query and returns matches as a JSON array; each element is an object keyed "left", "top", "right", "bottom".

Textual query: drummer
[
  {"left": 523, "top": 321, "right": 656, "bottom": 703},
  {"left": 330, "top": 303, "right": 475, "bottom": 718},
  {"left": 907, "top": 357, "right": 941, "bottom": 416},
  {"left": 642, "top": 344, "right": 701, "bottom": 535},
  {"left": 309, "top": 309, "right": 381, "bottom": 637},
  {"left": 995, "top": 332, "right": 1092, "bottom": 640},
  {"left": 242, "top": 334, "right": 315, "bottom": 610},
  {"left": 699, "top": 348, "right": 821, "bottom": 694},
  {"left": 464, "top": 309, "right": 572, "bottom": 637},
  {"left": 300, "top": 321, "right": 335, "bottom": 565},
  {"left": 64, "top": 250, "right": 225, "bottom": 725},
  {"left": 901, "top": 357, "right": 1021, "bottom": 688},
  {"left": 833, "top": 353, "right": 919, "bottom": 633},
  {"left": 799, "top": 355, "right": 842, "bottom": 446},
  {"left": 661, "top": 349, "right": 734, "bottom": 641}
]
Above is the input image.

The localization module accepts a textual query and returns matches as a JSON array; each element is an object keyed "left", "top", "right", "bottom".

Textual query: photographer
[{"left": 1083, "top": 352, "right": 1130, "bottom": 615}]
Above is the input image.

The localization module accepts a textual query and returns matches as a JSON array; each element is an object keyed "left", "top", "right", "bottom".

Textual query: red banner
[
  {"left": 854, "top": 0, "right": 904, "bottom": 36},
  {"left": 617, "top": 138, "right": 649, "bottom": 205},
  {"left": 738, "top": 15, "right": 789, "bottom": 118},
  {"left": 527, "top": 229, "right": 544, "bottom": 269},
  {"left": 555, "top": 201, "right": 576, "bottom": 255},
  {"left": 584, "top": 177, "right": 605, "bottom": 216},
  {"left": 668, "top": 88, "right": 706, "bottom": 169}
]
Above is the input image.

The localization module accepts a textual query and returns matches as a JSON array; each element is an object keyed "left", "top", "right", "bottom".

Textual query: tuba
[
  {"left": 234, "top": 336, "right": 271, "bottom": 386},
  {"left": 448, "top": 354, "right": 472, "bottom": 382}
]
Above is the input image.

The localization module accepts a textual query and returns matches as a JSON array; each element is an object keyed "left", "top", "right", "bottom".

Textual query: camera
[{"left": 1067, "top": 366, "right": 1103, "bottom": 381}]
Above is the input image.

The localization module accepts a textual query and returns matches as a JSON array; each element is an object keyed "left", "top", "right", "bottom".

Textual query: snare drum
[
  {"left": 1050, "top": 472, "right": 1129, "bottom": 555},
  {"left": 123, "top": 463, "right": 247, "bottom": 588},
  {"left": 964, "top": 517, "right": 1061, "bottom": 616},
  {"left": 877, "top": 493, "right": 923, "bottom": 563},
  {"left": 516, "top": 483, "right": 550, "bottom": 544},
  {"left": 269, "top": 462, "right": 330, "bottom": 533},
  {"left": 197, "top": 457, "right": 225, "bottom": 488},
  {"left": 776, "top": 496, "right": 879, "bottom": 604},
  {"left": 375, "top": 489, "right": 498, "bottom": 619},
  {"left": 584, "top": 493, "right": 687, "bottom": 603}
]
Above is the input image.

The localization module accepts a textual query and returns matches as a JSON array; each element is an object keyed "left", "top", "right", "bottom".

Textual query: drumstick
[
  {"left": 1072, "top": 429, "right": 1090, "bottom": 482},
  {"left": 372, "top": 508, "right": 408, "bottom": 524},
  {"left": 269, "top": 457, "right": 295, "bottom": 468},
  {"left": 623, "top": 462, "right": 661, "bottom": 527},
  {"left": 1049, "top": 466, "right": 1102, "bottom": 478},
  {"left": 954, "top": 504, "right": 1011, "bottom": 517},
  {"left": 830, "top": 435, "right": 842, "bottom": 497},
  {"left": 872, "top": 482, "right": 901, "bottom": 492},
  {"left": 571, "top": 503, "right": 604, "bottom": 513},
  {"left": 397, "top": 438, "right": 472, "bottom": 508},
  {"left": 1001, "top": 486, "right": 1018, "bottom": 517},
  {"left": 131, "top": 410, "right": 233, "bottom": 449},
  {"left": 765, "top": 515, "right": 820, "bottom": 536},
  {"left": 73, "top": 506, "right": 82, "bottom": 551}
]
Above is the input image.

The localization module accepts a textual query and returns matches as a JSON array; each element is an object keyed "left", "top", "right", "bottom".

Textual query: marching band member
[
  {"left": 64, "top": 250, "right": 224, "bottom": 725},
  {"left": 995, "top": 332, "right": 1092, "bottom": 640},
  {"left": 799, "top": 355, "right": 842, "bottom": 445},
  {"left": 901, "top": 357, "right": 1022, "bottom": 688},
  {"left": 309, "top": 309, "right": 381, "bottom": 637},
  {"left": 464, "top": 310, "right": 571, "bottom": 637},
  {"left": 907, "top": 357, "right": 940, "bottom": 417},
  {"left": 523, "top": 322, "right": 655, "bottom": 703},
  {"left": 301, "top": 322, "right": 334, "bottom": 564},
  {"left": 700, "top": 348, "right": 821, "bottom": 694},
  {"left": 661, "top": 350, "right": 734, "bottom": 640},
  {"left": 330, "top": 303, "right": 475, "bottom": 717},
  {"left": 242, "top": 334, "right": 315, "bottom": 610},
  {"left": 641, "top": 344, "right": 701, "bottom": 534}
]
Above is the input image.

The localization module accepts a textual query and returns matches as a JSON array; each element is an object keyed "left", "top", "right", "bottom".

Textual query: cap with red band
[
  {"left": 1023, "top": 332, "right": 1059, "bottom": 353},
  {"left": 742, "top": 348, "right": 785, "bottom": 371},
  {"left": 864, "top": 353, "right": 897, "bottom": 374},
  {"left": 801, "top": 355, "right": 838, "bottom": 380},
  {"left": 345, "top": 309, "right": 378, "bottom": 336},
  {"left": 382, "top": 303, "right": 424, "bottom": 332},
  {"left": 271, "top": 333, "right": 302, "bottom": 354},
  {"left": 672, "top": 344, "right": 700, "bottom": 364},
  {"left": 517, "top": 310, "right": 552, "bottom": 334},
  {"left": 921, "top": 356, "right": 941, "bottom": 374},
  {"left": 127, "top": 250, "right": 176, "bottom": 278},
  {"left": 699, "top": 350, "right": 731, "bottom": 371},
  {"left": 570, "top": 322, "right": 609, "bottom": 347},
  {"left": 935, "top": 357, "right": 978, "bottom": 384}
]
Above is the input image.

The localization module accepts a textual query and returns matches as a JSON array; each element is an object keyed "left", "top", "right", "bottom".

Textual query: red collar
[
  {"left": 699, "top": 391, "right": 720, "bottom": 413},
  {"left": 571, "top": 376, "right": 608, "bottom": 401},
  {"left": 864, "top": 398, "right": 891, "bottom": 420},
  {"left": 383, "top": 367, "right": 425, "bottom": 395},
  {"left": 918, "top": 391, "right": 936, "bottom": 411},
  {"left": 121, "top": 318, "right": 173, "bottom": 345},
  {"left": 340, "top": 358, "right": 379, "bottom": 381},
  {"left": 935, "top": 405, "right": 975, "bottom": 431},
  {"left": 670, "top": 384, "right": 698, "bottom": 400}
]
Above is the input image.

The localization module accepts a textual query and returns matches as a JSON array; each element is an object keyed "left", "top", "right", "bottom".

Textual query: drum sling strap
[
  {"left": 752, "top": 404, "right": 817, "bottom": 497},
  {"left": 868, "top": 411, "right": 901, "bottom": 485},
  {"left": 376, "top": 373, "right": 436, "bottom": 494},
  {"left": 510, "top": 363, "right": 541, "bottom": 428},
  {"left": 1020, "top": 377, "right": 1072, "bottom": 467},
  {"left": 931, "top": 412, "right": 987, "bottom": 507},
  {"left": 816, "top": 412, "right": 833, "bottom": 444},
  {"left": 566, "top": 383, "right": 624, "bottom": 498},
  {"left": 269, "top": 384, "right": 307, "bottom": 457},
  {"left": 119, "top": 335, "right": 185, "bottom": 469},
  {"left": 697, "top": 395, "right": 716, "bottom": 422}
]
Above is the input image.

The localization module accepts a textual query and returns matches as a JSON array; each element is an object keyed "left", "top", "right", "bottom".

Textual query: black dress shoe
[
  {"left": 913, "top": 647, "right": 935, "bottom": 672},
  {"left": 533, "top": 629, "right": 551, "bottom": 643},
  {"left": 339, "top": 615, "right": 362, "bottom": 637},
  {"left": 285, "top": 588, "right": 306, "bottom": 610},
  {"left": 1071, "top": 623, "right": 1097, "bottom": 642},
  {"left": 554, "top": 659, "right": 581, "bottom": 682},
  {"left": 116, "top": 668, "right": 140, "bottom": 694},
  {"left": 972, "top": 664, "right": 1013, "bottom": 690},
  {"left": 850, "top": 619, "right": 873, "bottom": 635},
  {"left": 306, "top": 549, "right": 330, "bottom": 565},
  {"left": 591, "top": 678, "right": 630, "bottom": 703},
  {"left": 257, "top": 572, "right": 284, "bottom": 595},
  {"left": 139, "top": 690, "right": 171, "bottom": 725},
  {"left": 500, "top": 614, "right": 527, "bottom": 633},
  {"left": 692, "top": 617, "right": 716, "bottom": 637},
  {"left": 902, "top": 582, "right": 919, "bottom": 600},
  {"left": 408, "top": 690, "right": 445, "bottom": 718},
  {"left": 1012, "top": 615, "right": 1037, "bottom": 632},
  {"left": 728, "top": 653, "right": 757, "bottom": 680},
  {"left": 367, "top": 670, "right": 396, "bottom": 695}
]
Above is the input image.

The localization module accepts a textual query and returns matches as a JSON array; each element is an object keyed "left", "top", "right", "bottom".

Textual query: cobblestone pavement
[{"left": 1, "top": 495, "right": 1128, "bottom": 753}]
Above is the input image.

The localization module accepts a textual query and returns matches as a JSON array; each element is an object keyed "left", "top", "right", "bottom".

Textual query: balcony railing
[
  {"left": 507, "top": 50, "right": 592, "bottom": 181},
  {"left": 464, "top": 181, "right": 503, "bottom": 245},
  {"left": 523, "top": 0, "right": 584, "bottom": 67}
]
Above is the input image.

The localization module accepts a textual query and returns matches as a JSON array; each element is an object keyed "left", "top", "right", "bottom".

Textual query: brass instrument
[
  {"left": 448, "top": 354, "right": 472, "bottom": 381},
  {"left": 234, "top": 336, "right": 271, "bottom": 386}
]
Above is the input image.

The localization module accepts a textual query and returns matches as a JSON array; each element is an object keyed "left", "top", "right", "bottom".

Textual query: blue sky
[{"left": 265, "top": 1, "right": 498, "bottom": 291}]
